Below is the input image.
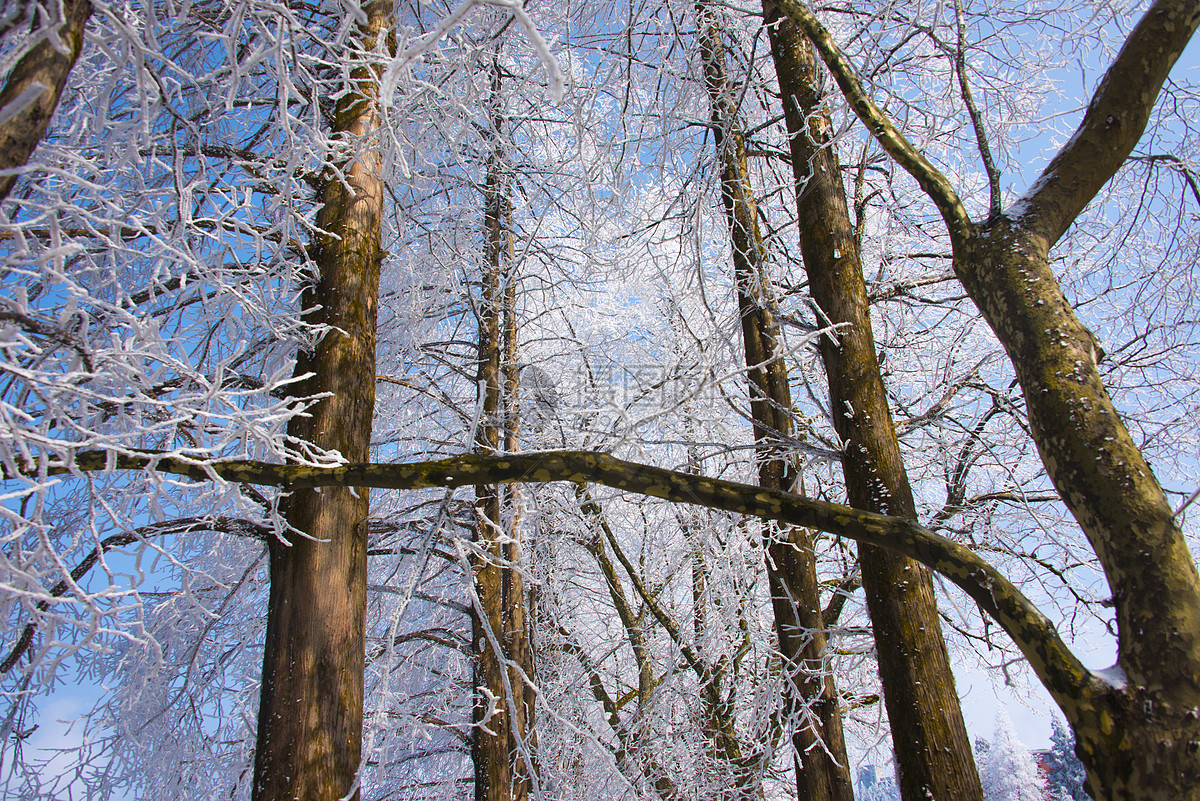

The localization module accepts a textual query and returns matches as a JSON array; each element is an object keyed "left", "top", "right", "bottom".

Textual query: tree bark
[
  {"left": 763, "top": 8, "right": 984, "bottom": 800},
  {"left": 251, "top": 4, "right": 391, "bottom": 799},
  {"left": 961, "top": 216, "right": 1200, "bottom": 801},
  {"left": 696, "top": 7, "right": 853, "bottom": 800},
  {"left": 0, "top": 0, "right": 91, "bottom": 205},
  {"left": 502, "top": 203, "right": 537, "bottom": 786},
  {"left": 473, "top": 65, "right": 534, "bottom": 801}
]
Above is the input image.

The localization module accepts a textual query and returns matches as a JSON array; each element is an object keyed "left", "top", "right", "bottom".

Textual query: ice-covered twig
[{"left": 380, "top": 0, "right": 563, "bottom": 106}]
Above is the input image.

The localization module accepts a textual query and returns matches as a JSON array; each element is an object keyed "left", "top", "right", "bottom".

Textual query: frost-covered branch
[
  {"left": 1, "top": 515, "right": 270, "bottom": 675},
  {"left": 952, "top": 0, "right": 1001, "bottom": 217}
]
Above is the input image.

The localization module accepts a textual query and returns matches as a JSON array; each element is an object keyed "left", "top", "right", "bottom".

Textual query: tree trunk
[
  {"left": 473, "top": 64, "right": 534, "bottom": 801},
  {"left": 502, "top": 241, "right": 537, "bottom": 788},
  {"left": 962, "top": 218, "right": 1200, "bottom": 801},
  {"left": 696, "top": 7, "right": 854, "bottom": 800},
  {"left": 763, "top": 8, "right": 984, "bottom": 800},
  {"left": 251, "top": 4, "right": 390, "bottom": 799},
  {"left": 0, "top": 0, "right": 92, "bottom": 204}
]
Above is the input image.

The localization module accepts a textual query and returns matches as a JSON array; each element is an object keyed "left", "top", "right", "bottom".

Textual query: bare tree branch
[
  {"left": 7, "top": 447, "right": 1099, "bottom": 707},
  {"left": 952, "top": 0, "right": 1001, "bottom": 216}
]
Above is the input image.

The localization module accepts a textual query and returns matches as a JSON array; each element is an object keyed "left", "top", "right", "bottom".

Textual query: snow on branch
[
  {"left": 0, "top": 515, "right": 270, "bottom": 675},
  {"left": 380, "top": 0, "right": 564, "bottom": 105}
]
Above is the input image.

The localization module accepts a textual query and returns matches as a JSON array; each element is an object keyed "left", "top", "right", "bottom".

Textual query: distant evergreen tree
[
  {"left": 977, "top": 711, "right": 1047, "bottom": 801},
  {"left": 856, "top": 765, "right": 901, "bottom": 801},
  {"left": 1045, "top": 717, "right": 1088, "bottom": 801}
]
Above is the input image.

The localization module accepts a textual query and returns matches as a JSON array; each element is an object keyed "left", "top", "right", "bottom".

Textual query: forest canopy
[{"left": 0, "top": 0, "right": 1198, "bottom": 799}]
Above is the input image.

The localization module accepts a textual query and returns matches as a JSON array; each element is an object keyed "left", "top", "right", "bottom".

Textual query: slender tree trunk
[
  {"left": 581, "top": 486, "right": 755, "bottom": 796},
  {"left": 576, "top": 489, "right": 664, "bottom": 786},
  {"left": 502, "top": 253, "right": 537, "bottom": 785},
  {"left": 763, "top": 8, "right": 984, "bottom": 800},
  {"left": 473, "top": 63, "right": 534, "bottom": 801},
  {"left": 696, "top": 7, "right": 853, "bottom": 800},
  {"left": 0, "top": 0, "right": 91, "bottom": 204},
  {"left": 251, "top": 5, "right": 391, "bottom": 799}
]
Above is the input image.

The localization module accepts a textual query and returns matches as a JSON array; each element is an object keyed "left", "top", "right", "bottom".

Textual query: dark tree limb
[{"left": 8, "top": 447, "right": 1098, "bottom": 708}]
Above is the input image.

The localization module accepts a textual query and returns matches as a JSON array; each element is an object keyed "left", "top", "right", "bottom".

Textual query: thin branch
[
  {"left": 821, "top": 566, "right": 860, "bottom": 628},
  {"left": 555, "top": 626, "right": 622, "bottom": 726},
  {"left": 1, "top": 516, "right": 269, "bottom": 674},
  {"left": 0, "top": 310, "right": 95, "bottom": 373},
  {"left": 953, "top": 0, "right": 1001, "bottom": 216},
  {"left": 578, "top": 487, "right": 709, "bottom": 687},
  {"left": 555, "top": 626, "right": 680, "bottom": 800},
  {"left": 866, "top": 271, "right": 957, "bottom": 303},
  {"left": 583, "top": 481, "right": 746, "bottom": 767},
  {"left": 575, "top": 486, "right": 656, "bottom": 706},
  {"left": 929, "top": 491, "right": 1060, "bottom": 531},
  {"left": 1127, "top": 153, "right": 1200, "bottom": 209}
]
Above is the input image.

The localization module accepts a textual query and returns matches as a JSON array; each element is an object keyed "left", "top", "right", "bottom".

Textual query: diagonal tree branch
[
  {"left": 581, "top": 485, "right": 747, "bottom": 769},
  {"left": 555, "top": 626, "right": 680, "bottom": 800},
  {"left": 575, "top": 486, "right": 657, "bottom": 707},
  {"left": 770, "top": 0, "right": 974, "bottom": 243},
  {"left": 1, "top": 515, "right": 269, "bottom": 675},
  {"left": 1015, "top": 0, "right": 1200, "bottom": 245},
  {"left": 7, "top": 447, "right": 1100, "bottom": 707}
]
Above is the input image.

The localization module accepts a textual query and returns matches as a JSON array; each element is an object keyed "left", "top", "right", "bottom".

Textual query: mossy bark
[
  {"left": 0, "top": 0, "right": 91, "bottom": 204},
  {"left": 959, "top": 218, "right": 1200, "bottom": 800},
  {"left": 764, "top": 8, "right": 983, "bottom": 800},
  {"left": 251, "top": 5, "right": 390, "bottom": 799}
]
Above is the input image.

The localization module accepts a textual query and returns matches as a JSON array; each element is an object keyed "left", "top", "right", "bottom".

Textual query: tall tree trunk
[
  {"left": 762, "top": 7, "right": 984, "bottom": 800},
  {"left": 0, "top": 0, "right": 91, "bottom": 204},
  {"left": 696, "top": 7, "right": 853, "bottom": 801},
  {"left": 502, "top": 248, "right": 537, "bottom": 785},
  {"left": 251, "top": 4, "right": 390, "bottom": 799},
  {"left": 473, "top": 62, "right": 534, "bottom": 801}
]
